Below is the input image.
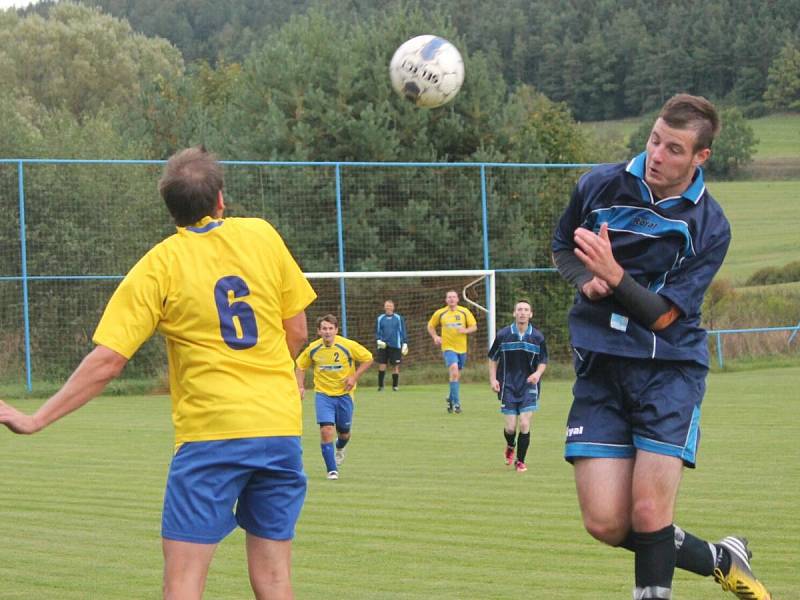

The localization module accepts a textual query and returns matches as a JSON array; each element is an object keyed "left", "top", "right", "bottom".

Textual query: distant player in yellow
[
  {"left": 0, "top": 146, "right": 316, "bottom": 600},
  {"left": 296, "top": 314, "right": 373, "bottom": 480},
  {"left": 427, "top": 290, "right": 477, "bottom": 413}
]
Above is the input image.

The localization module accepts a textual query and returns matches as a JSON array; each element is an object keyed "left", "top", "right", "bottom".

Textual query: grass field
[
  {"left": 1, "top": 368, "right": 797, "bottom": 599},
  {"left": 712, "top": 180, "right": 800, "bottom": 283},
  {"left": 581, "top": 112, "right": 800, "bottom": 163},
  {"left": 747, "top": 113, "right": 800, "bottom": 160}
]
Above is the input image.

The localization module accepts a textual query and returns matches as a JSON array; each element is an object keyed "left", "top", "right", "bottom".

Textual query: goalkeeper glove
[
  {"left": 376, "top": 340, "right": 387, "bottom": 349},
  {"left": 401, "top": 343, "right": 408, "bottom": 355}
]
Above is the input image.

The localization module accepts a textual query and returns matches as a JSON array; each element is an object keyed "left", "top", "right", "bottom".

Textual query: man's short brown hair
[
  {"left": 317, "top": 314, "right": 339, "bottom": 329},
  {"left": 159, "top": 146, "right": 224, "bottom": 226},
  {"left": 658, "top": 94, "right": 721, "bottom": 152}
]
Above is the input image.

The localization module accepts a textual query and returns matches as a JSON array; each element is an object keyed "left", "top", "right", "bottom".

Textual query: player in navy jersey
[
  {"left": 375, "top": 299, "right": 408, "bottom": 391},
  {"left": 488, "top": 300, "right": 547, "bottom": 473},
  {"left": 552, "top": 94, "right": 771, "bottom": 600}
]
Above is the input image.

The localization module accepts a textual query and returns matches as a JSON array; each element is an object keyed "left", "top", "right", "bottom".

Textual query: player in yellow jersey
[
  {"left": 427, "top": 290, "right": 477, "bottom": 414},
  {"left": 0, "top": 146, "right": 316, "bottom": 600},
  {"left": 295, "top": 314, "right": 373, "bottom": 480}
]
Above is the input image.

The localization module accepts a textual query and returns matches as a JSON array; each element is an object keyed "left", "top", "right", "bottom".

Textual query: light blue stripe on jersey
[
  {"left": 586, "top": 206, "right": 695, "bottom": 259},
  {"left": 498, "top": 341, "right": 540, "bottom": 354}
]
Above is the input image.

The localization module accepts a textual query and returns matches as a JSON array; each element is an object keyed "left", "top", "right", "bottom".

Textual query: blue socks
[
  {"left": 321, "top": 442, "right": 336, "bottom": 472},
  {"left": 449, "top": 381, "right": 459, "bottom": 405},
  {"left": 336, "top": 437, "right": 349, "bottom": 450}
]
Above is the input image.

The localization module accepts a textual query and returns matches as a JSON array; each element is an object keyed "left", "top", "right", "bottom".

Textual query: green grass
[
  {"left": 581, "top": 112, "right": 800, "bottom": 160},
  {"left": 711, "top": 180, "right": 800, "bottom": 283},
  {"left": 1, "top": 368, "right": 797, "bottom": 599},
  {"left": 748, "top": 113, "right": 800, "bottom": 159}
]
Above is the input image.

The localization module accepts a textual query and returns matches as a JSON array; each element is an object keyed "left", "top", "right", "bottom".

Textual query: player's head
[
  {"left": 658, "top": 93, "right": 720, "bottom": 152},
  {"left": 317, "top": 314, "right": 339, "bottom": 344},
  {"left": 384, "top": 299, "right": 395, "bottom": 315},
  {"left": 645, "top": 94, "right": 719, "bottom": 198},
  {"left": 445, "top": 290, "right": 459, "bottom": 307},
  {"left": 513, "top": 299, "right": 532, "bottom": 325},
  {"left": 159, "top": 145, "right": 225, "bottom": 226}
]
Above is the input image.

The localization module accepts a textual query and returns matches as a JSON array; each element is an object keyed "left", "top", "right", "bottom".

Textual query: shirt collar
[
  {"left": 509, "top": 323, "right": 533, "bottom": 339},
  {"left": 625, "top": 151, "right": 705, "bottom": 205},
  {"left": 181, "top": 215, "right": 224, "bottom": 233}
]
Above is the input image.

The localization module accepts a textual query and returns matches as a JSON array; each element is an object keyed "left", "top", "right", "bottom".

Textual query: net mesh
[
  {"left": 0, "top": 160, "right": 582, "bottom": 389},
  {"left": 305, "top": 274, "right": 492, "bottom": 369}
]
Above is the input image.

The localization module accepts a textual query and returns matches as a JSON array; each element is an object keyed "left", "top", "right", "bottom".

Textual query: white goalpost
[{"left": 304, "top": 270, "right": 497, "bottom": 353}]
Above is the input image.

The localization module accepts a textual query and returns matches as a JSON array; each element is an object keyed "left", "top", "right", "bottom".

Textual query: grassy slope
[
  {"left": 1, "top": 370, "right": 797, "bottom": 599},
  {"left": 747, "top": 113, "right": 800, "bottom": 159},
  {"left": 713, "top": 180, "right": 800, "bottom": 283},
  {"left": 580, "top": 112, "right": 800, "bottom": 160}
]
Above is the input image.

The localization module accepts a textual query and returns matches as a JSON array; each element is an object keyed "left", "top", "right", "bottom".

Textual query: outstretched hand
[
  {"left": 573, "top": 223, "right": 624, "bottom": 287},
  {"left": 0, "top": 400, "right": 39, "bottom": 435}
]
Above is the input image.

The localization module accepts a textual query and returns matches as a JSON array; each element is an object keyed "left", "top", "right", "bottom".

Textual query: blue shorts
[
  {"left": 315, "top": 392, "right": 354, "bottom": 432},
  {"left": 443, "top": 350, "right": 467, "bottom": 370},
  {"left": 162, "top": 436, "right": 306, "bottom": 544},
  {"left": 564, "top": 351, "right": 706, "bottom": 467},
  {"left": 500, "top": 385, "right": 539, "bottom": 415}
]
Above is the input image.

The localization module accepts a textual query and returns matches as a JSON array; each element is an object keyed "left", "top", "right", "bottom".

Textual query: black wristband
[
  {"left": 612, "top": 272, "right": 673, "bottom": 327},
  {"left": 552, "top": 250, "right": 593, "bottom": 290}
]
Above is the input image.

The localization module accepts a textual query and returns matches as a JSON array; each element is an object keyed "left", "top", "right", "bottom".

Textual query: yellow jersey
[
  {"left": 428, "top": 305, "right": 477, "bottom": 353},
  {"left": 296, "top": 335, "right": 373, "bottom": 397},
  {"left": 93, "top": 216, "right": 317, "bottom": 443}
]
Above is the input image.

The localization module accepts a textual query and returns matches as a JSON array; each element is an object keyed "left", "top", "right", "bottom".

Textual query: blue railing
[
  {"left": 3, "top": 157, "right": 591, "bottom": 390},
  {"left": 708, "top": 325, "right": 800, "bottom": 368}
]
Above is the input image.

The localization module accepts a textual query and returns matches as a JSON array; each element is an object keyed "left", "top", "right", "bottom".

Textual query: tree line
[
  {"left": 1, "top": 0, "right": 797, "bottom": 377},
  {"left": 24, "top": 0, "right": 800, "bottom": 121}
]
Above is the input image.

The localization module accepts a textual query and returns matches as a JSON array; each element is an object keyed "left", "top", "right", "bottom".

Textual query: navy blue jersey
[
  {"left": 552, "top": 152, "right": 731, "bottom": 366},
  {"left": 376, "top": 313, "right": 407, "bottom": 349},
  {"left": 488, "top": 323, "right": 548, "bottom": 402}
]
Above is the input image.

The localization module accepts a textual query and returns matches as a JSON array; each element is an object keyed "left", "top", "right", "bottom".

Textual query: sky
[{"left": 0, "top": 0, "right": 40, "bottom": 9}]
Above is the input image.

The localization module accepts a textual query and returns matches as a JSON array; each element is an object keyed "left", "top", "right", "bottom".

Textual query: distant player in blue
[
  {"left": 488, "top": 299, "right": 547, "bottom": 473},
  {"left": 552, "top": 94, "right": 771, "bottom": 600},
  {"left": 375, "top": 299, "right": 408, "bottom": 392}
]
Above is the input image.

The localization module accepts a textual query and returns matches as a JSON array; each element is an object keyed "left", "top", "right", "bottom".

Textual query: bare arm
[
  {"left": 427, "top": 324, "right": 441, "bottom": 346},
  {"left": 283, "top": 311, "right": 309, "bottom": 359},
  {"left": 489, "top": 360, "right": 500, "bottom": 392},
  {"left": 528, "top": 363, "right": 547, "bottom": 384},
  {"left": 344, "top": 359, "right": 374, "bottom": 392},
  {"left": 0, "top": 345, "right": 127, "bottom": 434},
  {"left": 460, "top": 324, "right": 478, "bottom": 335},
  {"left": 295, "top": 368, "right": 306, "bottom": 399}
]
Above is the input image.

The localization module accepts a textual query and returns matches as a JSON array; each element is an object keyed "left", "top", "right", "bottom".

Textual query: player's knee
[
  {"left": 582, "top": 515, "right": 628, "bottom": 546},
  {"left": 319, "top": 424, "right": 335, "bottom": 441},
  {"left": 631, "top": 497, "right": 670, "bottom": 532}
]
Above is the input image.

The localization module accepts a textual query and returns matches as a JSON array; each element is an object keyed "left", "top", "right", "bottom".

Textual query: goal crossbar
[{"left": 304, "top": 270, "right": 496, "bottom": 347}]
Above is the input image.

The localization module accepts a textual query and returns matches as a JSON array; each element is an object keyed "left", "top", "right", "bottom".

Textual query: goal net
[{"left": 304, "top": 270, "right": 496, "bottom": 369}]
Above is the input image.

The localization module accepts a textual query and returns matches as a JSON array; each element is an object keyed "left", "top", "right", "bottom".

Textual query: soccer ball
[{"left": 389, "top": 35, "right": 464, "bottom": 109}]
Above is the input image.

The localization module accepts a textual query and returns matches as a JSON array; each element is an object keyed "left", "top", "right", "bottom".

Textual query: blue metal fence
[{"left": 2, "top": 158, "right": 796, "bottom": 390}]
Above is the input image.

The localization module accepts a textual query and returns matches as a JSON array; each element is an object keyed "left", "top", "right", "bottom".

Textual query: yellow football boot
[{"left": 713, "top": 537, "right": 772, "bottom": 600}]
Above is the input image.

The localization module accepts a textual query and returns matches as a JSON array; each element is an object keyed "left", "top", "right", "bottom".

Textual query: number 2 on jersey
[{"left": 214, "top": 276, "right": 259, "bottom": 350}]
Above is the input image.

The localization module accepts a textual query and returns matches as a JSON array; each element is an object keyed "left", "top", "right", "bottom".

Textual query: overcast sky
[{"left": 0, "top": 0, "right": 40, "bottom": 9}]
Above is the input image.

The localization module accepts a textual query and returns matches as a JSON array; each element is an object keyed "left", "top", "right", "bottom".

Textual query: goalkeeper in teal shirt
[{"left": 375, "top": 299, "right": 408, "bottom": 391}]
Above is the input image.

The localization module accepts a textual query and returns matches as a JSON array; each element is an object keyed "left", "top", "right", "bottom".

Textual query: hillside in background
[{"left": 21, "top": 0, "right": 800, "bottom": 122}]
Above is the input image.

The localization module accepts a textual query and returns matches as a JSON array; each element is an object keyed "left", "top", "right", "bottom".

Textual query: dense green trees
[
  {"left": 37, "top": 0, "right": 800, "bottom": 122},
  {"left": 764, "top": 42, "right": 800, "bottom": 112}
]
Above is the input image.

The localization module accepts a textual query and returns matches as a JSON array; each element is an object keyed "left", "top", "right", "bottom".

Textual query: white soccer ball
[{"left": 389, "top": 35, "right": 464, "bottom": 109}]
